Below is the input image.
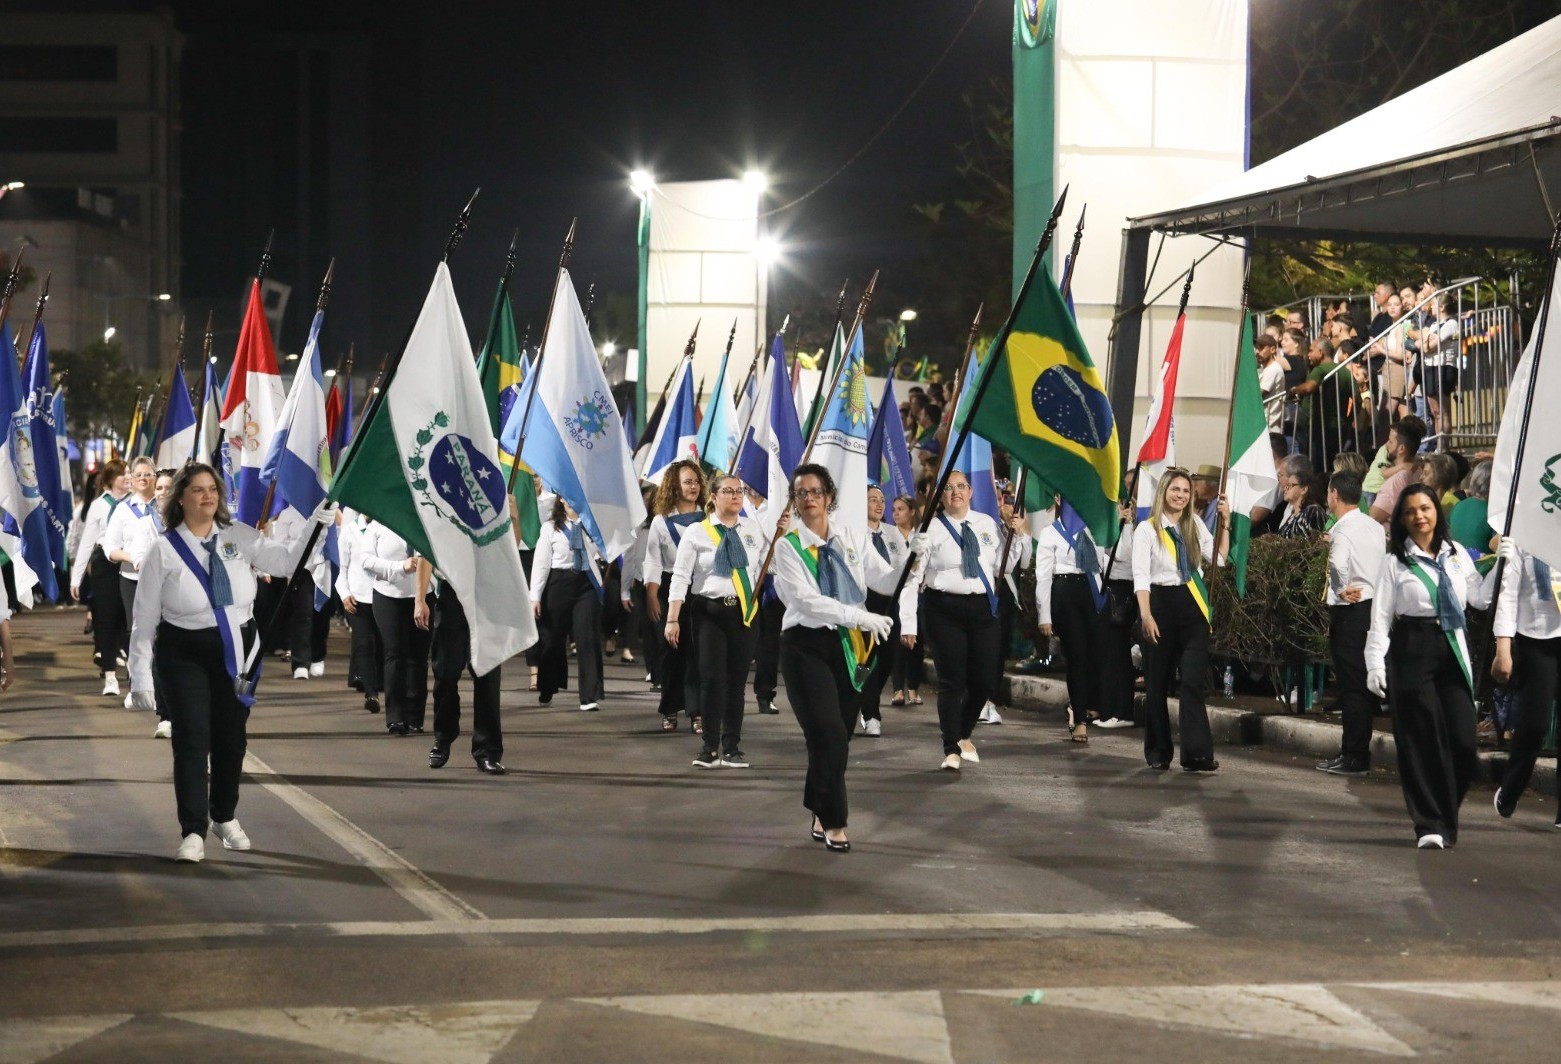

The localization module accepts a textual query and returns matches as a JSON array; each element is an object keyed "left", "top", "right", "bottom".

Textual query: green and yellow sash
[
  {"left": 702, "top": 519, "right": 758, "bottom": 626},
  {"left": 1158, "top": 522, "right": 1212, "bottom": 624},
  {"left": 784, "top": 531, "right": 877, "bottom": 691},
  {"left": 1406, "top": 560, "right": 1474, "bottom": 693}
]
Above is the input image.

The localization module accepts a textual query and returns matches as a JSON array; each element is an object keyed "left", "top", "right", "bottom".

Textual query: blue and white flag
[
  {"left": 50, "top": 389, "right": 73, "bottom": 545},
  {"left": 735, "top": 334, "right": 803, "bottom": 504},
  {"left": 22, "top": 322, "right": 68, "bottom": 585},
  {"left": 810, "top": 325, "right": 873, "bottom": 536},
  {"left": 866, "top": 373, "right": 915, "bottom": 500},
  {"left": 153, "top": 362, "right": 198, "bottom": 471},
  {"left": 501, "top": 269, "right": 645, "bottom": 560},
  {"left": 638, "top": 355, "right": 698, "bottom": 487},
  {"left": 260, "top": 310, "right": 331, "bottom": 518},
  {"left": 0, "top": 322, "right": 56, "bottom": 603},
  {"left": 696, "top": 337, "right": 737, "bottom": 471}
]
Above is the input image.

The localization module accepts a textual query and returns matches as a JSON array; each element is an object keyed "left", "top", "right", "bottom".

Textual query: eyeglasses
[
  {"left": 714, "top": 487, "right": 744, "bottom": 497},
  {"left": 793, "top": 487, "right": 827, "bottom": 500},
  {"left": 130, "top": 471, "right": 154, "bottom": 479},
  {"left": 943, "top": 483, "right": 971, "bottom": 494}
]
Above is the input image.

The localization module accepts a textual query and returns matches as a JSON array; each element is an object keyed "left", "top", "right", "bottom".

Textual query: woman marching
[
  {"left": 361, "top": 519, "right": 429, "bottom": 734},
  {"left": 665, "top": 473, "right": 769, "bottom": 768},
  {"left": 69, "top": 459, "right": 129, "bottom": 696},
  {"left": 642, "top": 460, "right": 709, "bottom": 732},
  {"left": 889, "top": 494, "right": 924, "bottom": 707},
  {"left": 1132, "top": 469, "right": 1229, "bottom": 773},
  {"left": 856, "top": 485, "right": 910, "bottom": 736},
  {"left": 773, "top": 464, "right": 895, "bottom": 851},
  {"left": 1035, "top": 495, "right": 1110, "bottom": 743},
  {"left": 127, "top": 463, "right": 330, "bottom": 862},
  {"left": 1491, "top": 536, "right": 1561, "bottom": 827},
  {"left": 531, "top": 498, "right": 607, "bottom": 712},
  {"left": 1365, "top": 484, "right": 1489, "bottom": 848},
  {"left": 899, "top": 470, "right": 1028, "bottom": 771}
]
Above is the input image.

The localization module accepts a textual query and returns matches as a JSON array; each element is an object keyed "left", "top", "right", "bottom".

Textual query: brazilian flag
[
  {"left": 959, "top": 260, "right": 1120, "bottom": 544},
  {"left": 476, "top": 278, "right": 541, "bottom": 549}
]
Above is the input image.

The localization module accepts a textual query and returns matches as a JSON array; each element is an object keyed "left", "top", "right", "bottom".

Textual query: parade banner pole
[
  {"left": 18, "top": 271, "right": 50, "bottom": 370},
  {"left": 1058, "top": 205, "right": 1086, "bottom": 301},
  {"left": 0, "top": 247, "right": 27, "bottom": 346},
  {"left": 191, "top": 313, "right": 216, "bottom": 463},
  {"left": 802, "top": 280, "right": 850, "bottom": 432},
  {"left": 505, "top": 218, "right": 577, "bottom": 495},
  {"left": 357, "top": 351, "right": 390, "bottom": 437},
  {"left": 888, "top": 185, "right": 1069, "bottom": 604},
  {"left": 145, "top": 314, "right": 187, "bottom": 460}
]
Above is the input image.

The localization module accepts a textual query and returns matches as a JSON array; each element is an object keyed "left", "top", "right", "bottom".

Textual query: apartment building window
[
  {"left": 0, "top": 45, "right": 118, "bottom": 82},
  {"left": 0, "top": 117, "right": 118, "bottom": 153}
]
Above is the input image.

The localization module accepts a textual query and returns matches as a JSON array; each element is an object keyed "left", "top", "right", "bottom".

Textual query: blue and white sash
[
  {"left": 936, "top": 514, "right": 997, "bottom": 616},
  {"left": 165, "top": 529, "right": 257, "bottom": 707}
]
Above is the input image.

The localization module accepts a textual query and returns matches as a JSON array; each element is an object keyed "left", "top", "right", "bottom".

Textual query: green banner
[{"left": 1013, "top": 1, "right": 1057, "bottom": 299}]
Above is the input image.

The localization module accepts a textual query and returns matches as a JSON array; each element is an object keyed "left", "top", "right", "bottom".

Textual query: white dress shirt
[
  {"left": 900, "top": 510, "right": 1020, "bottom": 636},
  {"left": 334, "top": 512, "right": 377, "bottom": 603},
  {"left": 1131, "top": 515, "right": 1214, "bottom": 592},
  {"left": 1365, "top": 540, "right": 1490, "bottom": 674},
  {"left": 530, "top": 519, "right": 603, "bottom": 598},
  {"left": 102, "top": 495, "right": 162, "bottom": 581},
  {"left": 1326, "top": 509, "right": 1387, "bottom": 606},
  {"left": 1106, "top": 518, "right": 1135, "bottom": 582},
  {"left": 358, "top": 521, "right": 418, "bottom": 599},
  {"left": 70, "top": 493, "right": 122, "bottom": 589},
  {"left": 864, "top": 523, "right": 911, "bottom": 593},
  {"left": 669, "top": 515, "right": 769, "bottom": 603},
  {"left": 774, "top": 522, "right": 895, "bottom": 631},
  {"left": 129, "top": 522, "right": 296, "bottom": 693},
  {"left": 642, "top": 511, "right": 701, "bottom": 584},
  {"left": 621, "top": 520, "right": 652, "bottom": 597},
  {"left": 1492, "top": 546, "right": 1561, "bottom": 640},
  {"left": 1034, "top": 523, "right": 1105, "bottom": 625}
]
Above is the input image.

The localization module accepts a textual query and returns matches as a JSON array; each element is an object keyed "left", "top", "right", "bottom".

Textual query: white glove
[
  {"left": 129, "top": 690, "right": 157, "bottom": 713},
  {"left": 1497, "top": 536, "right": 1518, "bottom": 565},
  {"left": 1366, "top": 668, "right": 1387, "bottom": 699},
  {"left": 908, "top": 531, "right": 930, "bottom": 556},
  {"left": 858, "top": 612, "right": 894, "bottom": 641},
  {"left": 308, "top": 500, "right": 339, "bottom": 527}
]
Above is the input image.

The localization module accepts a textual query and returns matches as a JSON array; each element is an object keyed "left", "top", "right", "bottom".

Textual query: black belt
[
  {"left": 698, "top": 593, "right": 739, "bottom": 608},
  {"left": 1054, "top": 572, "right": 1091, "bottom": 582}
]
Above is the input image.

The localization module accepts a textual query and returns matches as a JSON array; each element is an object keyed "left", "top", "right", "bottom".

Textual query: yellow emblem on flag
[{"left": 1004, "top": 330, "right": 1120, "bottom": 500}]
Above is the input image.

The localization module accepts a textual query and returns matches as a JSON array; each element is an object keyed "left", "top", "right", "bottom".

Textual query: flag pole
[
  {"left": 146, "top": 314, "right": 187, "bottom": 460},
  {"left": 726, "top": 315, "right": 791, "bottom": 478},
  {"left": 258, "top": 258, "right": 335, "bottom": 524},
  {"left": 636, "top": 322, "right": 699, "bottom": 462},
  {"left": 802, "top": 279, "right": 850, "bottom": 432},
  {"left": 17, "top": 270, "right": 51, "bottom": 371},
  {"left": 505, "top": 217, "right": 577, "bottom": 494},
  {"left": 1102, "top": 259, "right": 1195, "bottom": 577},
  {"left": 1212, "top": 260, "right": 1252, "bottom": 556},
  {"left": 0, "top": 247, "right": 27, "bottom": 347},
  {"left": 889, "top": 184, "right": 1070, "bottom": 603},
  {"left": 695, "top": 319, "right": 738, "bottom": 463},
  {"left": 1058, "top": 205, "right": 1087, "bottom": 301},
  {"left": 995, "top": 465, "right": 1028, "bottom": 587}
]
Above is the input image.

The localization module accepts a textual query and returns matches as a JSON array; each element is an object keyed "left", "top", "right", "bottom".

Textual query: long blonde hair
[{"left": 1149, "top": 471, "right": 1203, "bottom": 573}]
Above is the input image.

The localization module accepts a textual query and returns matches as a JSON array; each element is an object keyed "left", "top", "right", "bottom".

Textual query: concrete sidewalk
[{"left": 996, "top": 670, "right": 1558, "bottom": 798}]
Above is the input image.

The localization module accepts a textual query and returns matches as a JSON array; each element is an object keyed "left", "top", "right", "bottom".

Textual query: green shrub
[{"left": 1208, "top": 534, "right": 1330, "bottom": 665}]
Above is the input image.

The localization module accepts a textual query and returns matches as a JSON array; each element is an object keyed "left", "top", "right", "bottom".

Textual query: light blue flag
[
  {"left": 946, "top": 349, "right": 1001, "bottom": 526},
  {"left": 810, "top": 324, "right": 873, "bottom": 535},
  {"left": 260, "top": 309, "right": 330, "bottom": 518},
  {"left": 0, "top": 322, "right": 58, "bottom": 602},
  {"left": 866, "top": 373, "right": 915, "bottom": 500},
  {"left": 696, "top": 339, "right": 737, "bottom": 470}
]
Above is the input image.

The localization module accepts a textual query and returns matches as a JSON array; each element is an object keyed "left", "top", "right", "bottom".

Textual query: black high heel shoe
[
  {"left": 823, "top": 835, "right": 851, "bottom": 853},
  {"left": 810, "top": 820, "right": 825, "bottom": 843}
]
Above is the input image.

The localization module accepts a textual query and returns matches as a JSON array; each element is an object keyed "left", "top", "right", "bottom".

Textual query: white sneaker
[
  {"left": 1417, "top": 833, "right": 1445, "bottom": 850},
  {"left": 977, "top": 702, "right": 1003, "bottom": 725},
  {"left": 957, "top": 739, "right": 980, "bottom": 763},
  {"left": 123, "top": 692, "right": 134, "bottom": 710},
  {"left": 1095, "top": 717, "right": 1133, "bottom": 729},
  {"left": 579, "top": 702, "right": 600, "bottom": 712},
  {"left": 102, "top": 673, "right": 120, "bottom": 697},
  {"left": 940, "top": 753, "right": 962, "bottom": 771},
  {"left": 308, "top": 661, "right": 325, "bottom": 678},
  {"left": 863, "top": 718, "right": 881, "bottom": 737},
  {"left": 212, "top": 819, "right": 251, "bottom": 851},
  {"left": 292, "top": 667, "right": 309, "bottom": 680},
  {"left": 175, "top": 833, "right": 205, "bottom": 862},
  {"left": 116, "top": 653, "right": 127, "bottom": 668},
  {"left": 153, "top": 719, "right": 172, "bottom": 739}
]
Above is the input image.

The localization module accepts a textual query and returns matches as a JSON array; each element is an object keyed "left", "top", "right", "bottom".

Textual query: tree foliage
[{"left": 52, "top": 341, "right": 155, "bottom": 443}]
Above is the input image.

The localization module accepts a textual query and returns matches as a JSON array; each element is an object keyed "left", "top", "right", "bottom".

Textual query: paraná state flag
[
  {"left": 961, "top": 259, "right": 1120, "bottom": 544},
  {"left": 330, "top": 262, "right": 536, "bottom": 674}
]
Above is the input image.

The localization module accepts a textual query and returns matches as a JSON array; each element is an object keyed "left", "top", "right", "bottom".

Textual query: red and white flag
[
  {"left": 1135, "top": 313, "right": 1185, "bottom": 512},
  {"left": 219, "top": 278, "right": 286, "bottom": 525}
]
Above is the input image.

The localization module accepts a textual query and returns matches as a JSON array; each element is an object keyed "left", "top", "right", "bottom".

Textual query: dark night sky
[{"left": 162, "top": 0, "right": 1014, "bottom": 355}]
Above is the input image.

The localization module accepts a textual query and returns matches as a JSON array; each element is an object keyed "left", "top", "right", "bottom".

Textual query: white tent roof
[{"left": 1133, "top": 13, "right": 1561, "bottom": 246}]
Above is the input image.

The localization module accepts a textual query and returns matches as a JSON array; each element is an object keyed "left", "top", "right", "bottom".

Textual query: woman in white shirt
[
  {"left": 361, "top": 520, "right": 428, "bottom": 735},
  {"left": 1490, "top": 537, "right": 1561, "bottom": 826},
  {"left": 1365, "top": 484, "right": 1490, "bottom": 848},
  {"left": 855, "top": 485, "right": 910, "bottom": 736},
  {"left": 1096, "top": 469, "right": 1140, "bottom": 729},
  {"left": 665, "top": 473, "right": 769, "bottom": 768},
  {"left": 128, "top": 463, "right": 320, "bottom": 863},
  {"left": 530, "top": 498, "right": 606, "bottom": 711},
  {"left": 899, "top": 470, "right": 1027, "bottom": 770},
  {"left": 334, "top": 508, "right": 382, "bottom": 715},
  {"left": 1035, "top": 496, "right": 1110, "bottom": 743},
  {"left": 70, "top": 459, "right": 129, "bottom": 696},
  {"left": 774, "top": 464, "right": 896, "bottom": 852},
  {"left": 1132, "top": 469, "right": 1229, "bottom": 773},
  {"left": 889, "top": 494, "right": 924, "bottom": 707},
  {"left": 642, "top": 460, "right": 707, "bottom": 730}
]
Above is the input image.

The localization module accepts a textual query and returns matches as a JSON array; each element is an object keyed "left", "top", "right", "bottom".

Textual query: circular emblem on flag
[
  {"left": 565, "top": 391, "right": 614, "bottom": 450},
  {"left": 407, "top": 413, "right": 511, "bottom": 546},
  {"left": 1031, "top": 366, "right": 1114, "bottom": 449},
  {"left": 7, "top": 418, "right": 39, "bottom": 499}
]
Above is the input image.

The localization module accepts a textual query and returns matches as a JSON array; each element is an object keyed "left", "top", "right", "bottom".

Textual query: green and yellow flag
[
  {"left": 476, "top": 278, "right": 540, "bottom": 549},
  {"left": 960, "top": 260, "right": 1120, "bottom": 543}
]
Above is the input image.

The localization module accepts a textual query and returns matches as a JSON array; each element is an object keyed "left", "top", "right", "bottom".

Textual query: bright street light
[
  {"left": 2, "top": 182, "right": 23, "bottom": 192},
  {"left": 742, "top": 170, "right": 768, "bottom": 194},
  {"left": 756, "top": 237, "right": 783, "bottom": 267},
  {"left": 899, "top": 309, "right": 918, "bottom": 322},
  {"left": 155, "top": 292, "right": 172, "bottom": 301},
  {"left": 629, "top": 169, "right": 655, "bottom": 197},
  {"left": 102, "top": 326, "right": 116, "bottom": 342},
  {"left": 602, "top": 342, "right": 617, "bottom": 357}
]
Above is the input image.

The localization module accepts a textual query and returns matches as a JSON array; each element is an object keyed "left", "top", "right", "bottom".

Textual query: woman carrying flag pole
[{"left": 1132, "top": 469, "right": 1228, "bottom": 773}]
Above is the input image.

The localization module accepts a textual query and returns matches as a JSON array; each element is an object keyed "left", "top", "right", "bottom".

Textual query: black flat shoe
[
  {"left": 823, "top": 836, "right": 851, "bottom": 853},
  {"left": 475, "top": 757, "right": 507, "bottom": 775},
  {"left": 1146, "top": 760, "right": 1170, "bottom": 771},
  {"left": 428, "top": 745, "right": 450, "bottom": 769},
  {"left": 387, "top": 722, "right": 410, "bottom": 736},
  {"left": 364, "top": 696, "right": 381, "bottom": 714}
]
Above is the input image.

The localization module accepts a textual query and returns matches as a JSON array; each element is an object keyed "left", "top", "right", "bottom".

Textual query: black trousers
[
  {"left": 1099, "top": 578, "right": 1139, "bottom": 722},
  {"left": 780, "top": 625, "right": 858, "bottom": 830},
  {"left": 858, "top": 590, "right": 898, "bottom": 722},
  {"left": 1388, "top": 618, "right": 1477, "bottom": 842},
  {"left": 892, "top": 607, "right": 925, "bottom": 694},
  {"left": 640, "top": 579, "right": 665, "bottom": 684},
  {"left": 156, "top": 621, "right": 254, "bottom": 838},
  {"left": 1143, "top": 585, "right": 1213, "bottom": 767},
  {"left": 540, "top": 570, "right": 603, "bottom": 704},
  {"left": 653, "top": 577, "right": 698, "bottom": 717},
  {"left": 922, "top": 590, "right": 1001, "bottom": 755},
  {"left": 690, "top": 595, "right": 758, "bottom": 753},
  {"left": 345, "top": 598, "right": 383, "bottom": 694},
  {"left": 120, "top": 574, "right": 170, "bottom": 721},
  {"left": 1330, "top": 602, "right": 1375, "bottom": 762},
  {"left": 372, "top": 595, "right": 430, "bottom": 729},
  {"left": 431, "top": 586, "right": 502, "bottom": 760},
  {"left": 285, "top": 576, "right": 315, "bottom": 667},
  {"left": 751, "top": 591, "right": 783, "bottom": 704},
  {"left": 254, "top": 575, "right": 288, "bottom": 656},
  {"left": 1500, "top": 633, "right": 1561, "bottom": 815},
  {"left": 89, "top": 552, "right": 127, "bottom": 671},
  {"left": 1052, "top": 575, "right": 1106, "bottom": 722}
]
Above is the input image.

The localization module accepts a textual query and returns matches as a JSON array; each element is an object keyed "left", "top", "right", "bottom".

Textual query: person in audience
[
  {"left": 1256, "top": 334, "right": 1286, "bottom": 435},
  {"left": 1276, "top": 456, "right": 1327, "bottom": 539},
  {"left": 1316, "top": 472, "right": 1386, "bottom": 777},
  {"left": 1366, "top": 416, "right": 1428, "bottom": 523},
  {"left": 1449, "top": 460, "right": 1497, "bottom": 557},
  {"left": 1191, "top": 465, "right": 1222, "bottom": 534},
  {"left": 1289, "top": 338, "right": 1347, "bottom": 469}
]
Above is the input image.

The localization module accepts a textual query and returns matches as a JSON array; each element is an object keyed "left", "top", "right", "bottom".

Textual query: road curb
[{"left": 998, "top": 671, "right": 1557, "bottom": 798}]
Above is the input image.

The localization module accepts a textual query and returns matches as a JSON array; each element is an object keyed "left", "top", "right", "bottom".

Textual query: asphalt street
[{"left": 2, "top": 606, "right": 1560, "bottom": 1063}]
